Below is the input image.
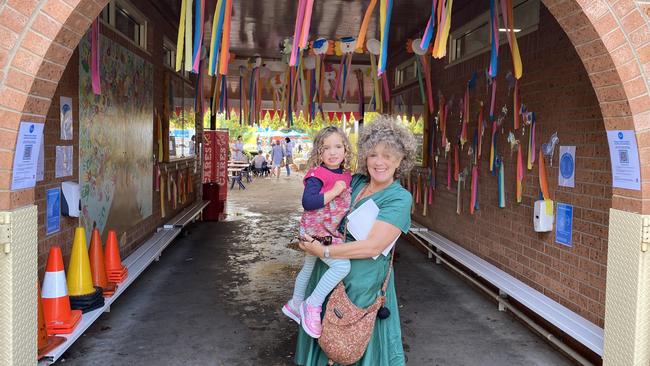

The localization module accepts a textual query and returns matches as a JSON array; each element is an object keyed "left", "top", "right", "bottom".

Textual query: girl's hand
[
  {"left": 299, "top": 234, "right": 325, "bottom": 257},
  {"left": 333, "top": 180, "right": 347, "bottom": 195}
]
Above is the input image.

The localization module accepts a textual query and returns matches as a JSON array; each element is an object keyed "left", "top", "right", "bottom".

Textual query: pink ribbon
[{"left": 290, "top": 0, "right": 307, "bottom": 66}]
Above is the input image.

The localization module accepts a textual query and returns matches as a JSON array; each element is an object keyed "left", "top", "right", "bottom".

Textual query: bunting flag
[
  {"left": 514, "top": 79, "right": 521, "bottom": 129},
  {"left": 470, "top": 165, "right": 478, "bottom": 214},
  {"left": 357, "top": 0, "right": 378, "bottom": 52},
  {"left": 497, "top": 157, "right": 505, "bottom": 208},
  {"left": 218, "top": 0, "right": 233, "bottom": 76},
  {"left": 527, "top": 112, "right": 536, "bottom": 170},
  {"left": 501, "top": 0, "right": 523, "bottom": 78},
  {"left": 378, "top": 0, "right": 394, "bottom": 75},
  {"left": 192, "top": 0, "right": 205, "bottom": 72},
  {"left": 488, "top": 0, "right": 500, "bottom": 78},
  {"left": 208, "top": 0, "right": 225, "bottom": 76},
  {"left": 90, "top": 19, "right": 101, "bottom": 95},
  {"left": 184, "top": 0, "right": 193, "bottom": 72},
  {"left": 516, "top": 146, "right": 524, "bottom": 203}
]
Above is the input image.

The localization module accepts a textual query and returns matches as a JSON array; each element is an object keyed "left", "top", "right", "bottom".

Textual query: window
[
  {"left": 448, "top": 0, "right": 539, "bottom": 64},
  {"left": 100, "top": 0, "right": 148, "bottom": 50},
  {"left": 394, "top": 59, "right": 418, "bottom": 88},
  {"left": 163, "top": 38, "right": 176, "bottom": 70}
]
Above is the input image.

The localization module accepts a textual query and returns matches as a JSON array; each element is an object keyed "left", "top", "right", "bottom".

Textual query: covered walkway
[{"left": 60, "top": 175, "right": 571, "bottom": 365}]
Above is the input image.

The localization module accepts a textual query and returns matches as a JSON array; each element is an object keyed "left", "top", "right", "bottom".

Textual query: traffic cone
[
  {"left": 68, "top": 227, "right": 105, "bottom": 313},
  {"left": 38, "top": 284, "right": 64, "bottom": 359},
  {"left": 67, "top": 227, "right": 96, "bottom": 296},
  {"left": 88, "top": 228, "right": 116, "bottom": 297},
  {"left": 41, "top": 246, "right": 81, "bottom": 335},
  {"left": 104, "top": 230, "right": 128, "bottom": 283}
]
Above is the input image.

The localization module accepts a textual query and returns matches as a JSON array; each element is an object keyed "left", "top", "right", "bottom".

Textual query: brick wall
[
  {"left": 36, "top": 1, "right": 202, "bottom": 276},
  {"left": 409, "top": 6, "right": 610, "bottom": 327}
]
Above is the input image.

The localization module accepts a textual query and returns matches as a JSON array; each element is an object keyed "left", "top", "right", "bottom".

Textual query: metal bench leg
[
  {"left": 498, "top": 290, "right": 508, "bottom": 312},
  {"left": 435, "top": 248, "right": 442, "bottom": 264}
]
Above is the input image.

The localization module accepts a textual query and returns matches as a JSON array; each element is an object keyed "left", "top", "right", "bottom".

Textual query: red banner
[{"left": 203, "top": 130, "right": 229, "bottom": 201}]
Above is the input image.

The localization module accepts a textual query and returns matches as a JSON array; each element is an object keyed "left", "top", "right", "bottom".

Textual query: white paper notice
[
  {"left": 558, "top": 146, "right": 575, "bottom": 188},
  {"left": 607, "top": 130, "right": 641, "bottom": 190},
  {"left": 11, "top": 122, "right": 44, "bottom": 190},
  {"left": 346, "top": 199, "right": 398, "bottom": 260},
  {"left": 60, "top": 96, "right": 73, "bottom": 140},
  {"left": 55, "top": 146, "right": 73, "bottom": 178},
  {"left": 36, "top": 135, "right": 44, "bottom": 182}
]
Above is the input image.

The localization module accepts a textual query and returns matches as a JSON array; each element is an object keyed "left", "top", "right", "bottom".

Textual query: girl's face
[
  {"left": 321, "top": 133, "right": 346, "bottom": 169},
  {"left": 366, "top": 143, "right": 402, "bottom": 185}
]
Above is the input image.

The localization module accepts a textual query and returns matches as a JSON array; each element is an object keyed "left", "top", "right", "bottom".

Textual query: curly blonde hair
[
  {"left": 357, "top": 115, "right": 416, "bottom": 178},
  {"left": 306, "top": 126, "right": 354, "bottom": 170}
]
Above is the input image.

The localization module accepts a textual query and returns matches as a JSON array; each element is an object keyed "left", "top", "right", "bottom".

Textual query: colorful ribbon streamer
[
  {"left": 489, "top": 120, "right": 497, "bottom": 173},
  {"left": 299, "top": 0, "right": 315, "bottom": 49},
  {"left": 378, "top": 0, "right": 393, "bottom": 75},
  {"left": 488, "top": 0, "right": 499, "bottom": 78},
  {"left": 91, "top": 18, "right": 101, "bottom": 95},
  {"left": 192, "top": 0, "right": 205, "bottom": 73},
  {"left": 420, "top": 0, "right": 437, "bottom": 49},
  {"left": 176, "top": 0, "right": 188, "bottom": 72},
  {"left": 357, "top": 0, "right": 378, "bottom": 52},
  {"left": 218, "top": 0, "right": 232, "bottom": 75},
  {"left": 184, "top": 0, "right": 193, "bottom": 72},
  {"left": 497, "top": 157, "right": 505, "bottom": 208},
  {"left": 501, "top": 0, "right": 523, "bottom": 79},
  {"left": 208, "top": 0, "right": 225, "bottom": 76},
  {"left": 290, "top": 0, "right": 307, "bottom": 66},
  {"left": 470, "top": 166, "right": 478, "bottom": 214},
  {"left": 432, "top": 0, "right": 453, "bottom": 59},
  {"left": 517, "top": 147, "right": 523, "bottom": 203},
  {"left": 527, "top": 112, "right": 536, "bottom": 170}
]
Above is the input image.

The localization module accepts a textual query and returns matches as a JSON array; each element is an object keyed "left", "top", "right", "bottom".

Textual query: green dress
[{"left": 295, "top": 174, "right": 413, "bottom": 366}]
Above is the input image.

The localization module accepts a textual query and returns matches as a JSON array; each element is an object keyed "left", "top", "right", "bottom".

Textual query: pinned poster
[
  {"left": 558, "top": 146, "right": 575, "bottom": 188},
  {"left": 555, "top": 203, "right": 573, "bottom": 247},
  {"left": 46, "top": 187, "right": 61, "bottom": 235},
  {"left": 607, "top": 130, "right": 641, "bottom": 190},
  {"left": 60, "top": 96, "right": 73, "bottom": 140},
  {"left": 55, "top": 146, "right": 73, "bottom": 178},
  {"left": 11, "top": 122, "right": 44, "bottom": 190}
]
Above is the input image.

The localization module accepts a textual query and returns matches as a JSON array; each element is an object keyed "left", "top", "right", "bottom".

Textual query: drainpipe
[{"left": 408, "top": 234, "right": 595, "bottom": 366}]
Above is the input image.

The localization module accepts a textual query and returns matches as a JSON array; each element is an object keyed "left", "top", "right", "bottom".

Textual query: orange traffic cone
[
  {"left": 37, "top": 284, "right": 64, "bottom": 359},
  {"left": 89, "top": 228, "right": 116, "bottom": 297},
  {"left": 41, "top": 246, "right": 81, "bottom": 335},
  {"left": 104, "top": 230, "right": 128, "bottom": 283}
]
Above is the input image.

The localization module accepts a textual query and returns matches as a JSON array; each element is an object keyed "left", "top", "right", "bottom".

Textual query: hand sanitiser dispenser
[{"left": 534, "top": 200, "right": 554, "bottom": 232}]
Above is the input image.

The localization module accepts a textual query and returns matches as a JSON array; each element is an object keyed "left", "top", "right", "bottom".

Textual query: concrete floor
[{"left": 60, "top": 173, "right": 574, "bottom": 366}]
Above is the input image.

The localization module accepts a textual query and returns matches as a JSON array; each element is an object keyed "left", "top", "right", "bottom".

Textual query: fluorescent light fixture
[{"left": 499, "top": 28, "right": 522, "bottom": 32}]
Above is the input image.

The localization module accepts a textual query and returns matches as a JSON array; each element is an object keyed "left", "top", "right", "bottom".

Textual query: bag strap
[{"left": 380, "top": 248, "right": 395, "bottom": 296}]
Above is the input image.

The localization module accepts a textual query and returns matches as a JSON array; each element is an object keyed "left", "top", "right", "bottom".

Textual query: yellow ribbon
[{"left": 175, "top": 0, "right": 187, "bottom": 72}]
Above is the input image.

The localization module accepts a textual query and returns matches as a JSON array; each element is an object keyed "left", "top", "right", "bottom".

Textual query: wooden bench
[
  {"left": 40, "top": 200, "right": 211, "bottom": 365},
  {"left": 409, "top": 221, "right": 604, "bottom": 357}
]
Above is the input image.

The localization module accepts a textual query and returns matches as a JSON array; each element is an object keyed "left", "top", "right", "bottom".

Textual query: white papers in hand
[{"left": 346, "top": 199, "right": 398, "bottom": 260}]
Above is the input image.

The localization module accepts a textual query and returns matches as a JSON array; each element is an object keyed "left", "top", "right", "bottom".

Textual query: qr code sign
[
  {"left": 23, "top": 144, "right": 33, "bottom": 161},
  {"left": 619, "top": 149, "right": 629, "bottom": 164}
]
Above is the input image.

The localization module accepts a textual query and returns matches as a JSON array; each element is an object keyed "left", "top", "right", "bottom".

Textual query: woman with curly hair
[{"left": 295, "top": 115, "right": 416, "bottom": 366}]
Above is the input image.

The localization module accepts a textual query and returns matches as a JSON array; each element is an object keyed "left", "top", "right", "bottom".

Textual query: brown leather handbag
[{"left": 318, "top": 251, "right": 395, "bottom": 365}]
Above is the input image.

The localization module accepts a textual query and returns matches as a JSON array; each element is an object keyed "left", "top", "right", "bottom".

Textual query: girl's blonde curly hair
[{"left": 306, "top": 126, "right": 354, "bottom": 170}]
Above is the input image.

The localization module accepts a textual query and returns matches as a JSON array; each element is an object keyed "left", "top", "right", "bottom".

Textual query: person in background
[
  {"left": 252, "top": 150, "right": 267, "bottom": 176},
  {"left": 257, "top": 135, "right": 263, "bottom": 152},
  {"left": 271, "top": 139, "right": 285, "bottom": 180},
  {"left": 188, "top": 135, "right": 195, "bottom": 156},
  {"left": 285, "top": 137, "right": 295, "bottom": 176},
  {"left": 232, "top": 135, "right": 245, "bottom": 162}
]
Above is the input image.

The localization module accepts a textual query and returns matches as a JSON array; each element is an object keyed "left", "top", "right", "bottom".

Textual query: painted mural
[{"left": 79, "top": 33, "right": 153, "bottom": 240}]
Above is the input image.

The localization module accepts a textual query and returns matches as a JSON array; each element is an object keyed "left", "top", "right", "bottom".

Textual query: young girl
[{"left": 282, "top": 126, "right": 353, "bottom": 339}]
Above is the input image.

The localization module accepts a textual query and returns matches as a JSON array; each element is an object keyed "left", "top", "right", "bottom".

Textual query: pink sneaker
[
  {"left": 282, "top": 300, "right": 301, "bottom": 324},
  {"left": 300, "top": 302, "right": 322, "bottom": 338}
]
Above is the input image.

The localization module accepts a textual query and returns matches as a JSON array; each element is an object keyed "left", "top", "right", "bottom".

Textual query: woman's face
[{"left": 366, "top": 143, "right": 402, "bottom": 185}]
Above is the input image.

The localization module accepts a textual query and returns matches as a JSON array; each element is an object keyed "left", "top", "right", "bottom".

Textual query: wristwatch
[{"left": 323, "top": 246, "right": 330, "bottom": 258}]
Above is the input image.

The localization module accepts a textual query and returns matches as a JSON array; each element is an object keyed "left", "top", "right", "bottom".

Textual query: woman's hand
[{"left": 298, "top": 234, "right": 325, "bottom": 257}]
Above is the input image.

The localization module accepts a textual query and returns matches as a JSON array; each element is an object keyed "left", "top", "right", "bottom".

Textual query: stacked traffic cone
[
  {"left": 89, "top": 228, "right": 116, "bottom": 297},
  {"left": 105, "top": 230, "right": 128, "bottom": 283},
  {"left": 37, "top": 283, "right": 65, "bottom": 359},
  {"left": 67, "top": 227, "right": 104, "bottom": 313},
  {"left": 41, "top": 246, "right": 81, "bottom": 335}
]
